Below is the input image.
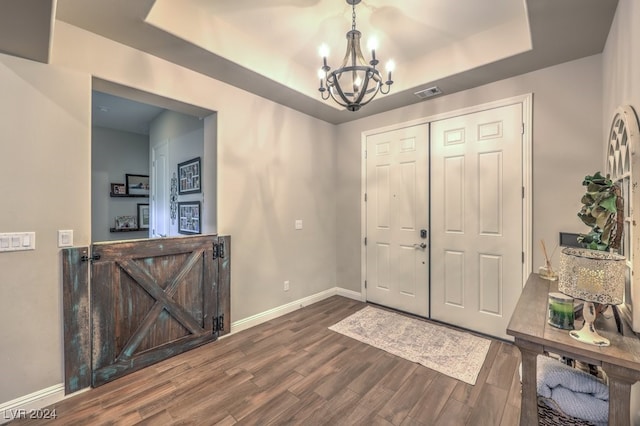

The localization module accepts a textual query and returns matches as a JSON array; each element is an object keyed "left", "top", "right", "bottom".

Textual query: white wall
[
  {"left": 602, "top": 0, "right": 640, "bottom": 422},
  {"left": 335, "top": 54, "right": 604, "bottom": 292},
  {"left": 92, "top": 126, "right": 150, "bottom": 242},
  {"left": 0, "top": 53, "right": 90, "bottom": 403}
]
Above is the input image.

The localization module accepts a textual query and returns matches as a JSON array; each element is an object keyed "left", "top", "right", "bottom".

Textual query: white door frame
[{"left": 361, "top": 94, "right": 533, "bottom": 301}]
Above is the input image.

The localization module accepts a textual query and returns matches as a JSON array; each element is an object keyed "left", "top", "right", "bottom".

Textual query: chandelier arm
[
  {"left": 329, "top": 73, "right": 351, "bottom": 106},
  {"left": 352, "top": 72, "right": 372, "bottom": 105},
  {"left": 328, "top": 89, "right": 349, "bottom": 109}
]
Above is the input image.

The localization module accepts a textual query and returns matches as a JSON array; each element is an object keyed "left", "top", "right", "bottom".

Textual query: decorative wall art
[
  {"left": 110, "top": 183, "right": 126, "bottom": 196},
  {"left": 115, "top": 215, "right": 137, "bottom": 230},
  {"left": 178, "top": 201, "right": 201, "bottom": 234},
  {"left": 137, "top": 203, "right": 150, "bottom": 229},
  {"left": 125, "top": 174, "right": 150, "bottom": 196},
  {"left": 178, "top": 157, "right": 201, "bottom": 195},
  {"left": 170, "top": 172, "right": 178, "bottom": 225}
]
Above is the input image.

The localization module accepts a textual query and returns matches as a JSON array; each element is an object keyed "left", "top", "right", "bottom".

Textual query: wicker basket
[{"left": 537, "top": 396, "right": 598, "bottom": 426}]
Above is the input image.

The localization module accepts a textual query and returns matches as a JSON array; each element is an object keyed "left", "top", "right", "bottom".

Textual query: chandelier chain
[{"left": 352, "top": 3, "right": 356, "bottom": 32}]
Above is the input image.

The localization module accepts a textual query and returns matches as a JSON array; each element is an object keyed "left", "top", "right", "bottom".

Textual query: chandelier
[{"left": 317, "top": 0, "right": 394, "bottom": 112}]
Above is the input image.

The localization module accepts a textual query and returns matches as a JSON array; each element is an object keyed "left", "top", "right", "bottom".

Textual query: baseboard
[
  {"left": 0, "top": 383, "right": 65, "bottom": 424},
  {"left": 337, "top": 287, "right": 365, "bottom": 301},
  {"left": 230, "top": 286, "right": 363, "bottom": 334},
  {"left": 1, "top": 286, "right": 364, "bottom": 421}
]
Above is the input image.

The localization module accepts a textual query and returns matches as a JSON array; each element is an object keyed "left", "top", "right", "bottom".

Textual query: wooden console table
[{"left": 507, "top": 273, "right": 640, "bottom": 425}]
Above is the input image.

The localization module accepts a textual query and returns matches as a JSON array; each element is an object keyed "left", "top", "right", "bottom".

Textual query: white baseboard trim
[
  {"left": 229, "top": 286, "right": 364, "bottom": 334},
  {"left": 0, "top": 383, "right": 65, "bottom": 424},
  {"left": 1, "top": 286, "right": 365, "bottom": 421},
  {"left": 337, "top": 287, "right": 365, "bottom": 301}
]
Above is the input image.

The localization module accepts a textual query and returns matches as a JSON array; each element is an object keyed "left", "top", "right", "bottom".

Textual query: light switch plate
[
  {"left": 295, "top": 220, "right": 303, "bottom": 230},
  {"left": 0, "top": 232, "right": 35, "bottom": 252},
  {"left": 58, "top": 230, "right": 74, "bottom": 248}
]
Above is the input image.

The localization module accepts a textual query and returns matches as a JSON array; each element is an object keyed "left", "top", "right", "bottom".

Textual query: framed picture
[
  {"left": 110, "top": 183, "right": 126, "bottom": 196},
  {"left": 126, "top": 174, "right": 150, "bottom": 196},
  {"left": 137, "top": 203, "right": 150, "bottom": 229},
  {"left": 178, "top": 157, "right": 201, "bottom": 195},
  {"left": 178, "top": 201, "right": 201, "bottom": 234},
  {"left": 115, "top": 215, "right": 137, "bottom": 230}
]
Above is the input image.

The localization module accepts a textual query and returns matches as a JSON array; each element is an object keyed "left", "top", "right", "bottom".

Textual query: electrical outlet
[{"left": 284, "top": 280, "right": 290, "bottom": 291}]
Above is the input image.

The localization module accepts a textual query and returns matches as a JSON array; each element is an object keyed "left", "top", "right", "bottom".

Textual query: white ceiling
[
  {"left": 0, "top": 0, "right": 619, "bottom": 124},
  {"left": 92, "top": 91, "right": 165, "bottom": 135}
]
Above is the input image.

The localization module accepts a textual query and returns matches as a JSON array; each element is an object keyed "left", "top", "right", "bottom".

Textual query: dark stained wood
[
  {"left": 508, "top": 273, "right": 640, "bottom": 426},
  {"left": 61, "top": 246, "right": 91, "bottom": 395},
  {"left": 16, "top": 296, "right": 522, "bottom": 425},
  {"left": 90, "top": 234, "right": 226, "bottom": 387},
  {"left": 217, "top": 235, "right": 231, "bottom": 336}
]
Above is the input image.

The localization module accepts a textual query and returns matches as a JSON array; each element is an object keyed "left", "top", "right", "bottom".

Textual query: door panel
[
  {"left": 90, "top": 235, "right": 226, "bottom": 387},
  {"left": 366, "top": 125, "right": 429, "bottom": 316},
  {"left": 151, "top": 141, "right": 168, "bottom": 237},
  {"left": 430, "top": 104, "right": 523, "bottom": 339}
]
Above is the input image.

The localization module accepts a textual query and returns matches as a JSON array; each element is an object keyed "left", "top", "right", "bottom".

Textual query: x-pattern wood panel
[{"left": 115, "top": 249, "right": 206, "bottom": 361}]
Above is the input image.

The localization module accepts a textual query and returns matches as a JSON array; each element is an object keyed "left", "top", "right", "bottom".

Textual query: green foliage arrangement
[{"left": 577, "top": 172, "right": 621, "bottom": 251}]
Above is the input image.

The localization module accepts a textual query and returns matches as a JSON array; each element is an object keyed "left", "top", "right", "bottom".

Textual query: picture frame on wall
[
  {"left": 115, "top": 215, "right": 137, "bottom": 230},
  {"left": 178, "top": 157, "right": 201, "bottom": 195},
  {"left": 178, "top": 201, "right": 201, "bottom": 234},
  {"left": 110, "top": 183, "right": 126, "bottom": 196},
  {"left": 126, "top": 174, "right": 150, "bottom": 196},
  {"left": 137, "top": 203, "right": 150, "bottom": 229}
]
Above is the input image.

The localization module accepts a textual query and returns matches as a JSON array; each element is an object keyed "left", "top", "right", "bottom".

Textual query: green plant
[{"left": 577, "top": 172, "right": 622, "bottom": 251}]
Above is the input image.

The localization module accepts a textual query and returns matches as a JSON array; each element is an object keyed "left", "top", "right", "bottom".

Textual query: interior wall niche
[{"left": 90, "top": 79, "right": 217, "bottom": 243}]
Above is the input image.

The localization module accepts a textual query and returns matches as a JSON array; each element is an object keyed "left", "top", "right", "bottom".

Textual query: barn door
[{"left": 62, "top": 234, "right": 230, "bottom": 393}]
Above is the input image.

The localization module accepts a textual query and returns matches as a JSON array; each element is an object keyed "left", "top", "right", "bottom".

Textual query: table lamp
[{"left": 558, "top": 247, "right": 626, "bottom": 346}]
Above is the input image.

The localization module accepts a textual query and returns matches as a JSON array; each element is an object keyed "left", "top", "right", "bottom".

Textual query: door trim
[{"left": 361, "top": 94, "right": 533, "bottom": 300}]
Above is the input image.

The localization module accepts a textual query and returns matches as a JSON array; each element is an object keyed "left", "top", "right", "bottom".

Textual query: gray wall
[
  {"left": 0, "top": 19, "right": 337, "bottom": 404},
  {"left": 149, "top": 110, "right": 206, "bottom": 237},
  {"left": 91, "top": 126, "right": 150, "bottom": 242},
  {"left": 0, "top": 54, "right": 90, "bottom": 403},
  {"left": 335, "top": 54, "right": 604, "bottom": 292},
  {"left": 0, "top": 8, "right": 625, "bottom": 409}
]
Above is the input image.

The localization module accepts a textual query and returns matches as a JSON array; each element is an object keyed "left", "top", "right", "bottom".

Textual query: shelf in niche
[
  {"left": 109, "top": 228, "right": 146, "bottom": 233},
  {"left": 110, "top": 193, "right": 149, "bottom": 198}
]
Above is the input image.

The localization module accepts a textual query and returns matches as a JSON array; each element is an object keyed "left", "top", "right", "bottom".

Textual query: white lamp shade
[{"left": 558, "top": 247, "right": 626, "bottom": 305}]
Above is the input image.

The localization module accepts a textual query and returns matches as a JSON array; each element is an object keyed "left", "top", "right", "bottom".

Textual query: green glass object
[{"left": 548, "top": 292, "right": 574, "bottom": 330}]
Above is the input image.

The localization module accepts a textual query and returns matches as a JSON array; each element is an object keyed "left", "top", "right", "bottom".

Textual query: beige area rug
[{"left": 329, "top": 306, "right": 491, "bottom": 385}]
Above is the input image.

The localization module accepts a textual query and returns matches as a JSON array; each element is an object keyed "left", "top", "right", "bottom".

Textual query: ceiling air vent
[{"left": 414, "top": 86, "right": 442, "bottom": 100}]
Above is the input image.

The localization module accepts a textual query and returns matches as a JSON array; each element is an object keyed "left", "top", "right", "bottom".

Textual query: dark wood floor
[{"left": 13, "top": 296, "right": 522, "bottom": 425}]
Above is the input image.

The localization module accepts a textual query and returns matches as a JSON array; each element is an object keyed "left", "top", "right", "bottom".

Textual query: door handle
[{"left": 413, "top": 243, "right": 427, "bottom": 249}]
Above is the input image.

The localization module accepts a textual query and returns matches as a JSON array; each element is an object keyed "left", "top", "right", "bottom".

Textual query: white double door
[
  {"left": 365, "top": 103, "right": 524, "bottom": 339},
  {"left": 366, "top": 125, "right": 430, "bottom": 317}
]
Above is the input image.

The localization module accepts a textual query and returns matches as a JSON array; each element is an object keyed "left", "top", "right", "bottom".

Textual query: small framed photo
[
  {"left": 178, "top": 201, "right": 201, "bottom": 234},
  {"left": 110, "top": 183, "right": 126, "bottom": 196},
  {"left": 126, "top": 174, "right": 150, "bottom": 196},
  {"left": 115, "top": 215, "right": 137, "bottom": 230},
  {"left": 137, "top": 203, "right": 150, "bottom": 229},
  {"left": 178, "top": 157, "right": 201, "bottom": 195}
]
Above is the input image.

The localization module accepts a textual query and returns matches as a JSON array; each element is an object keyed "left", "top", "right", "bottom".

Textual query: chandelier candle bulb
[
  {"left": 385, "top": 60, "right": 395, "bottom": 84},
  {"left": 367, "top": 38, "right": 378, "bottom": 65}
]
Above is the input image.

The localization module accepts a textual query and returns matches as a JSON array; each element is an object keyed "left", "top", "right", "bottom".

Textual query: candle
[{"left": 548, "top": 292, "right": 574, "bottom": 330}]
